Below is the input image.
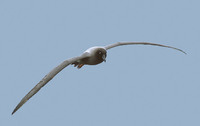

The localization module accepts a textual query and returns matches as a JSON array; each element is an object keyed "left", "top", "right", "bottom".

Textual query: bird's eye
[{"left": 98, "top": 51, "right": 102, "bottom": 54}]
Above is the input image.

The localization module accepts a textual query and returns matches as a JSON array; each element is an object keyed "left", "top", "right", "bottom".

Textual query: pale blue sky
[{"left": 1, "top": 0, "right": 199, "bottom": 126}]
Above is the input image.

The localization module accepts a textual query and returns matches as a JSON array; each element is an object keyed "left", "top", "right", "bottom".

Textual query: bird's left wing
[
  {"left": 12, "top": 53, "right": 89, "bottom": 115},
  {"left": 104, "top": 42, "right": 186, "bottom": 54}
]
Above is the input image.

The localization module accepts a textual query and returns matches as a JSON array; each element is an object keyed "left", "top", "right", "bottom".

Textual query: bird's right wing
[{"left": 12, "top": 53, "right": 90, "bottom": 115}]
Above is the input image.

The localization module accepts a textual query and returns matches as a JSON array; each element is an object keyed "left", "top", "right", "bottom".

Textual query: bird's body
[
  {"left": 12, "top": 42, "right": 186, "bottom": 115},
  {"left": 72, "top": 46, "right": 107, "bottom": 68}
]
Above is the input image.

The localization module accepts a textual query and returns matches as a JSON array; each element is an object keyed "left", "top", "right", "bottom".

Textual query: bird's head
[{"left": 96, "top": 48, "right": 107, "bottom": 62}]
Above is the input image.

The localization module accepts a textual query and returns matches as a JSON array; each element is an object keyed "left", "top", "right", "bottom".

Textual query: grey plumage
[
  {"left": 12, "top": 42, "right": 185, "bottom": 115},
  {"left": 104, "top": 42, "right": 186, "bottom": 54}
]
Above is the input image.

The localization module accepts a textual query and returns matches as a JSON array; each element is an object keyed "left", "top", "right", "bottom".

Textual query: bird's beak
[{"left": 102, "top": 54, "right": 106, "bottom": 62}]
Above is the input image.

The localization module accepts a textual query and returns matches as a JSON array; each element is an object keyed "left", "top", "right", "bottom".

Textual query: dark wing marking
[
  {"left": 12, "top": 53, "right": 90, "bottom": 115},
  {"left": 104, "top": 42, "right": 186, "bottom": 54}
]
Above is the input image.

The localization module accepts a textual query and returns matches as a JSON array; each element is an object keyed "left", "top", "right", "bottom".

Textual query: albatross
[{"left": 12, "top": 42, "right": 186, "bottom": 115}]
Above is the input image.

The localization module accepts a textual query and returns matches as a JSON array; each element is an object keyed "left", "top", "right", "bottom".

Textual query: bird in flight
[{"left": 12, "top": 42, "right": 186, "bottom": 115}]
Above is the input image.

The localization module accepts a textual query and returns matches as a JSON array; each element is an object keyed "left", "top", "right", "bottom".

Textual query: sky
[{"left": 0, "top": 0, "right": 199, "bottom": 126}]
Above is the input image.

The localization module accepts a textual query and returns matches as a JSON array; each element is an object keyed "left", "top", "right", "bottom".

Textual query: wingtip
[
  {"left": 11, "top": 107, "right": 18, "bottom": 115},
  {"left": 11, "top": 110, "right": 16, "bottom": 115},
  {"left": 179, "top": 49, "right": 187, "bottom": 55},
  {"left": 183, "top": 51, "right": 187, "bottom": 55},
  {"left": 12, "top": 103, "right": 22, "bottom": 115}
]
